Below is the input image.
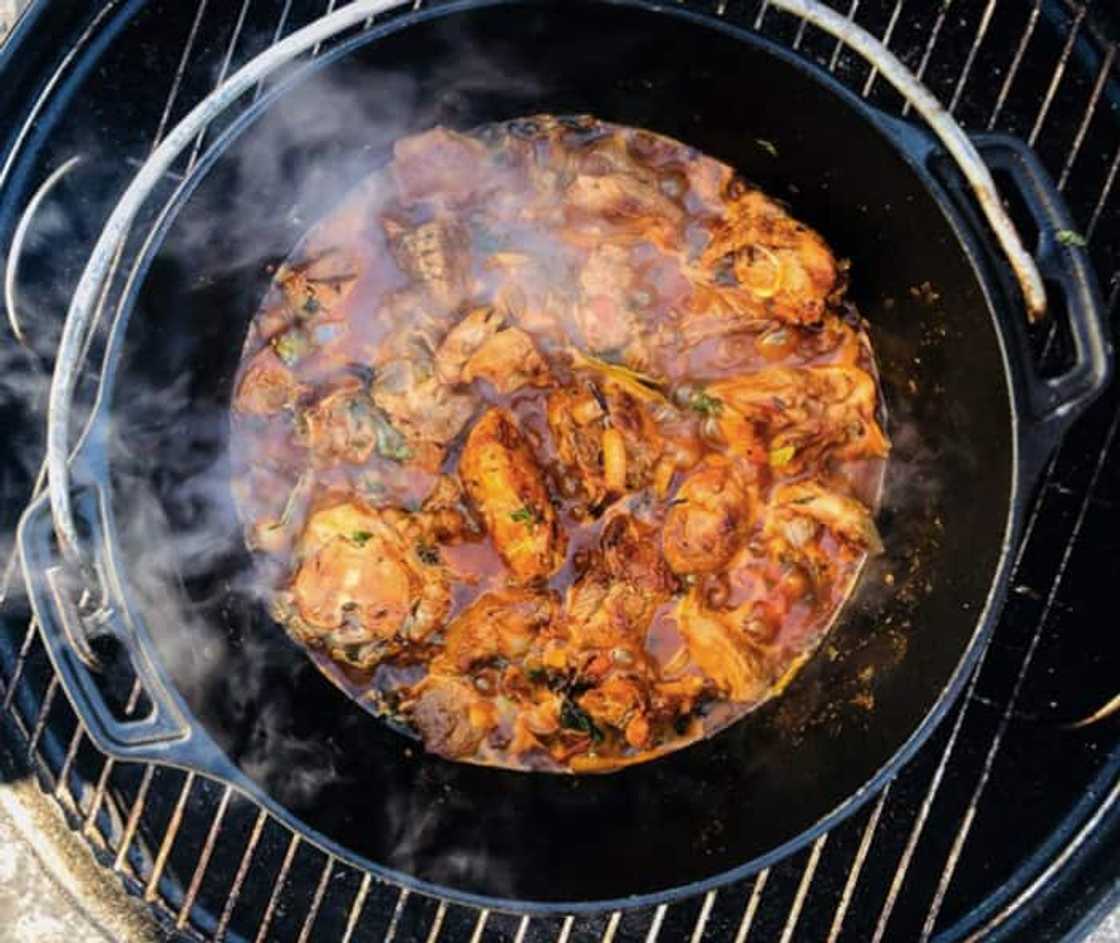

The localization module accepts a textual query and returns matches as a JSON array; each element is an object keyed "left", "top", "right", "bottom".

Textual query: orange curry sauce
[{"left": 230, "top": 116, "right": 890, "bottom": 773}]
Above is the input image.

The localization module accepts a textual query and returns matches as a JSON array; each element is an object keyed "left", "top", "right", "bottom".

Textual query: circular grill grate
[{"left": 0, "top": 1, "right": 1118, "bottom": 941}]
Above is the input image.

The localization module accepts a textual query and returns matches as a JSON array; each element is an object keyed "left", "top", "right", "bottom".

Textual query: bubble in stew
[{"left": 230, "top": 115, "right": 890, "bottom": 773}]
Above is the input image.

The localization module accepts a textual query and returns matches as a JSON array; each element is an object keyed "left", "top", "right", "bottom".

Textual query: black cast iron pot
[{"left": 18, "top": 0, "right": 1111, "bottom": 912}]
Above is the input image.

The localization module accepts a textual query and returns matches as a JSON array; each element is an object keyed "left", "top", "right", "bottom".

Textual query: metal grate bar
[
  {"left": 643, "top": 904, "right": 667, "bottom": 943},
  {"left": 81, "top": 678, "right": 142, "bottom": 842},
  {"left": 1059, "top": 41, "right": 1119, "bottom": 191},
  {"left": 424, "top": 901, "right": 448, "bottom": 943},
  {"left": 143, "top": 771, "right": 195, "bottom": 902},
  {"left": 383, "top": 887, "right": 410, "bottom": 943},
  {"left": 468, "top": 907, "right": 490, "bottom": 943},
  {"left": 215, "top": 808, "right": 268, "bottom": 942},
  {"left": 826, "top": 0, "right": 859, "bottom": 72},
  {"left": 948, "top": 0, "right": 998, "bottom": 114},
  {"left": 1087, "top": 140, "right": 1120, "bottom": 237},
  {"left": 339, "top": 872, "right": 372, "bottom": 943},
  {"left": 601, "top": 910, "right": 622, "bottom": 943},
  {"left": 987, "top": 0, "right": 1042, "bottom": 130},
  {"left": 253, "top": 832, "right": 301, "bottom": 943},
  {"left": 52, "top": 721, "right": 85, "bottom": 809},
  {"left": 186, "top": 0, "right": 254, "bottom": 170},
  {"left": 900, "top": 0, "right": 953, "bottom": 117},
  {"left": 1, "top": 619, "right": 41, "bottom": 712},
  {"left": 295, "top": 855, "right": 335, "bottom": 943},
  {"left": 555, "top": 914, "right": 575, "bottom": 943},
  {"left": 734, "top": 869, "right": 769, "bottom": 943},
  {"left": 152, "top": 0, "right": 212, "bottom": 147},
  {"left": 25, "top": 674, "right": 59, "bottom": 758},
  {"left": 112, "top": 764, "right": 155, "bottom": 875},
  {"left": 779, "top": 836, "right": 827, "bottom": 943},
  {"left": 918, "top": 406, "right": 1120, "bottom": 941},
  {"left": 827, "top": 787, "right": 891, "bottom": 943},
  {"left": 513, "top": 914, "right": 531, "bottom": 943},
  {"left": 1028, "top": 3, "right": 1087, "bottom": 147},
  {"left": 860, "top": 0, "right": 904, "bottom": 97},
  {"left": 175, "top": 783, "right": 233, "bottom": 930}
]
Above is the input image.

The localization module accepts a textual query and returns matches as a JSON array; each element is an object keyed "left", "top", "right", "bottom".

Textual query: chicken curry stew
[{"left": 230, "top": 115, "right": 890, "bottom": 774}]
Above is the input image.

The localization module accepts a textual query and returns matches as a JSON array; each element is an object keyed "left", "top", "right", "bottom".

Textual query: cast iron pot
[{"left": 19, "top": 0, "right": 1111, "bottom": 911}]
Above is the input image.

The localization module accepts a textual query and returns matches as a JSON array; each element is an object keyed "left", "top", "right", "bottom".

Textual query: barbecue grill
[{"left": 0, "top": 1, "right": 1118, "bottom": 941}]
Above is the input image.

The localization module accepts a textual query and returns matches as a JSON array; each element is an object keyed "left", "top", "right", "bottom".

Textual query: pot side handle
[
  {"left": 969, "top": 133, "right": 1113, "bottom": 430},
  {"left": 17, "top": 487, "right": 216, "bottom": 767}
]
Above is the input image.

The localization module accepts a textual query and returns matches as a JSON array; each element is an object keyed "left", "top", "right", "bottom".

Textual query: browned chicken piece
[
  {"left": 700, "top": 187, "right": 838, "bottom": 324},
  {"left": 547, "top": 371, "right": 666, "bottom": 510},
  {"left": 233, "top": 347, "right": 306, "bottom": 416},
  {"left": 440, "top": 587, "right": 558, "bottom": 672},
  {"left": 459, "top": 408, "right": 567, "bottom": 581},
  {"left": 299, "top": 379, "right": 378, "bottom": 466},
  {"left": 372, "top": 356, "right": 477, "bottom": 472},
  {"left": 406, "top": 674, "right": 496, "bottom": 759},
  {"left": 565, "top": 514, "right": 675, "bottom": 653},
  {"left": 287, "top": 502, "right": 450, "bottom": 663},
  {"left": 462, "top": 328, "right": 551, "bottom": 393},
  {"left": 391, "top": 126, "right": 490, "bottom": 206},
  {"left": 663, "top": 455, "right": 753, "bottom": 575},
  {"left": 706, "top": 365, "right": 889, "bottom": 472},
  {"left": 675, "top": 591, "right": 772, "bottom": 701},
  {"left": 413, "top": 474, "right": 480, "bottom": 544},
  {"left": 435, "top": 306, "right": 505, "bottom": 385},
  {"left": 767, "top": 480, "right": 882, "bottom": 553},
  {"left": 382, "top": 216, "right": 470, "bottom": 311},
  {"left": 578, "top": 677, "right": 651, "bottom": 748}
]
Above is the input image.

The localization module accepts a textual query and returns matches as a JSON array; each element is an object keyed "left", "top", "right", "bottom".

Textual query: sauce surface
[{"left": 230, "top": 115, "right": 890, "bottom": 773}]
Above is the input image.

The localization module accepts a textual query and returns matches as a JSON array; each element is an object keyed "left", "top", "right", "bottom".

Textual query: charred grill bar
[{"left": 0, "top": 0, "right": 1118, "bottom": 941}]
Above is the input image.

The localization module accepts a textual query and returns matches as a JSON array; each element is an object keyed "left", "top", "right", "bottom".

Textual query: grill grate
[{"left": 1, "top": 1, "right": 1119, "bottom": 941}]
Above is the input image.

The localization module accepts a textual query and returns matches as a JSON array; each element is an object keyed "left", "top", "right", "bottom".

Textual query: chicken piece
[
  {"left": 700, "top": 186, "right": 838, "bottom": 324},
  {"left": 706, "top": 365, "right": 889, "bottom": 470},
  {"left": 459, "top": 408, "right": 567, "bottom": 581},
  {"left": 767, "top": 480, "right": 882, "bottom": 553},
  {"left": 285, "top": 502, "right": 450, "bottom": 668},
  {"left": 600, "top": 513, "right": 677, "bottom": 596},
  {"left": 578, "top": 677, "right": 650, "bottom": 747},
  {"left": 546, "top": 372, "right": 665, "bottom": 510},
  {"left": 675, "top": 591, "right": 772, "bottom": 701},
  {"left": 463, "top": 328, "right": 551, "bottom": 393},
  {"left": 435, "top": 306, "right": 505, "bottom": 385},
  {"left": 391, "top": 126, "right": 490, "bottom": 205},
  {"left": 372, "top": 354, "right": 477, "bottom": 472},
  {"left": 662, "top": 456, "right": 753, "bottom": 575},
  {"left": 233, "top": 347, "right": 306, "bottom": 416},
  {"left": 382, "top": 216, "right": 470, "bottom": 311},
  {"left": 407, "top": 674, "right": 495, "bottom": 759},
  {"left": 299, "top": 380, "right": 378, "bottom": 466},
  {"left": 440, "top": 587, "right": 558, "bottom": 672}
]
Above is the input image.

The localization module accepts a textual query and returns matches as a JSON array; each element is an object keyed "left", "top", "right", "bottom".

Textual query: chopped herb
[
  {"left": 416, "top": 542, "right": 440, "bottom": 565},
  {"left": 510, "top": 504, "right": 543, "bottom": 526},
  {"left": 350, "top": 530, "right": 373, "bottom": 545},
  {"left": 1056, "top": 228, "right": 1088, "bottom": 247},
  {"left": 527, "top": 667, "right": 548, "bottom": 684},
  {"left": 560, "top": 698, "right": 604, "bottom": 743},
  {"left": 755, "top": 138, "right": 779, "bottom": 158},
  {"left": 688, "top": 390, "right": 724, "bottom": 417},
  {"left": 769, "top": 444, "right": 797, "bottom": 467}
]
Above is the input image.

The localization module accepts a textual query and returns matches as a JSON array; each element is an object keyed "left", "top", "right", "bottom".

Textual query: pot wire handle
[{"left": 769, "top": 0, "right": 1047, "bottom": 322}]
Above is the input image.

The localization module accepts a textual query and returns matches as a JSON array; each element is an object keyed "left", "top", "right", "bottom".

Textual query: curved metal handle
[
  {"left": 970, "top": 134, "right": 1112, "bottom": 425},
  {"left": 17, "top": 488, "right": 192, "bottom": 755}
]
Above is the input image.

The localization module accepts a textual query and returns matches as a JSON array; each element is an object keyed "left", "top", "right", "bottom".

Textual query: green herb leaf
[
  {"left": 769, "top": 444, "right": 797, "bottom": 467},
  {"left": 350, "top": 530, "right": 373, "bottom": 545},
  {"left": 416, "top": 542, "right": 440, "bottom": 565},
  {"left": 510, "top": 504, "right": 543, "bottom": 526},
  {"left": 560, "top": 698, "right": 604, "bottom": 743},
  {"left": 1056, "top": 228, "right": 1088, "bottom": 248},
  {"left": 272, "top": 329, "right": 311, "bottom": 366},
  {"left": 688, "top": 390, "right": 723, "bottom": 417}
]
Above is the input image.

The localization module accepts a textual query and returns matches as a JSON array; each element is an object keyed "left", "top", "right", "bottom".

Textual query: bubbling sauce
[{"left": 230, "top": 116, "right": 890, "bottom": 773}]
